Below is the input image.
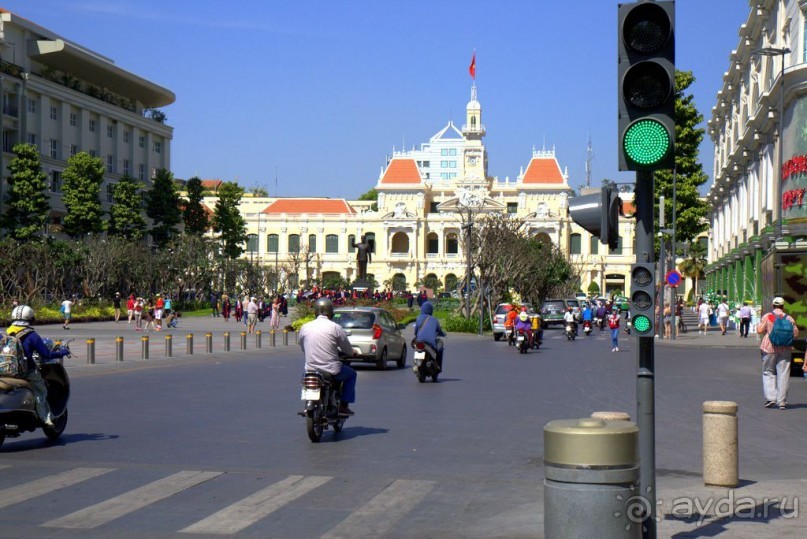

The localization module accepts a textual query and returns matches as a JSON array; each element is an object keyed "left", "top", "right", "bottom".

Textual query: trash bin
[{"left": 544, "top": 418, "right": 640, "bottom": 538}]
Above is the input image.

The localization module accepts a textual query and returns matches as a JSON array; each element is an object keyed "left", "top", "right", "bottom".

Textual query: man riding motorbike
[
  {"left": 5, "top": 305, "right": 70, "bottom": 426},
  {"left": 581, "top": 303, "right": 593, "bottom": 334},
  {"left": 514, "top": 311, "right": 533, "bottom": 348},
  {"left": 414, "top": 301, "right": 447, "bottom": 369},
  {"left": 563, "top": 306, "right": 578, "bottom": 336},
  {"left": 504, "top": 304, "right": 518, "bottom": 345},
  {"left": 298, "top": 298, "right": 358, "bottom": 416}
]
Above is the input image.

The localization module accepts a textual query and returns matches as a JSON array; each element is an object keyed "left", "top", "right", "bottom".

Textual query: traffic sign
[{"left": 665, "top": 269, "right": 682, "bottom": 288}]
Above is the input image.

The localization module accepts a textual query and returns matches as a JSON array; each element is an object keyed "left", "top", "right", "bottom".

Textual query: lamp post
[{"left": 754, "top": 46, "right": 790, "bottom": 296}]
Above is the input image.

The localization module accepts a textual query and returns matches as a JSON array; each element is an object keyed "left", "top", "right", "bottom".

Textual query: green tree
[
  {"left": 1, "top": 143, "right": 50, "bottom": 240},
  {"left": 61, "top": 152, "right": 106, "bottom": 237},
  {"left": 678, "top": 240, "right": 707, "bottom": 298},
  {"left": 212, "top": 182, "right": 247, "bottom": 259},
  {"left": 358, "top": 187, "right": 378, "bottom": 211},
  {"left": 654, "top": 70, "right": 711, "bottom": 252},
  {"left": 108, "top": 175, "right": 146, "bottom": 240},
  {"left": 146, "top": 168, "right": 182, "bottom": 248},
  {"left": 183, "top": 176, "right": 210, "bottom": 235}
]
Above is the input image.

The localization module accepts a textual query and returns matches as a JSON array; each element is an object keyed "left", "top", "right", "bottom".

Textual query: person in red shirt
[
  {"left": 127, "top": 294, "right": 135, "bottom": 324},
  {"left": 154, "top": 294, "right": 165, "bottom": 331}
]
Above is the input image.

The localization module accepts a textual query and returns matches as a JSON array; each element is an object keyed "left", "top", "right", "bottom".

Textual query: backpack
[
  {"left": 769, "top": 314, "right": 794, "bottom": 346},
  {"left": 0, "top": 328, "right": 32, "bottom": 378}
]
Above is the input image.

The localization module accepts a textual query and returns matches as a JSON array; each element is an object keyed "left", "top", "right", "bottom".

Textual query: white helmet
[{"left": 11, "top": 304, "right": 34, "bottom": 324}]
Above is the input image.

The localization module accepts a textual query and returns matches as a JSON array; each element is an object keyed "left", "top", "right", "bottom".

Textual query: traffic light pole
[{"left": 635, "top": 170, "right": 657, "bottom": 538}]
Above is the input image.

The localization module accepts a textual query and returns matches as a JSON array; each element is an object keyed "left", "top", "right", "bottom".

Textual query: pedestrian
[
  {"left": 663, "top": 304, "right": 672, "bottom": 339},
  {"left": 270, "top": 297, "right": 281, "bottom": 330},
  {"left": 134, "top": 297, "right": 144, "bottom": 331},
  {"left": 154, "top": 294, "right": 164, "bottom": 331},
  {"left": 234, "top": 297, "right": 243, "bottom": 324},
  {"left": 127, "top": 293, "right": 135, "bottom": 323},
  {"left": 60, "top": 296, "right": 74, "bottom": 330},
  {"left": 280, "top": 295, "right": 288, "bottom": 316},
  {"left": 247, "top": 296, "right": 259, "bottom": 333},
  {"left": 143, "top": 299, "right": 156, "bottom": 331},
  {"left": 608, "top": 309, "right": 620, "bottom": 352},
  {"left": 112, "top": 292, "right": 122, "bottom": 323},
  {"left": 211, "top": 292, "right": 219, "bottom": 317},
  {"left": 222, "top": 294, "right": 231, "bottom": 322},
  {"left": 756, "top": 297, "right": 798, "bottom": 409},
  {"left": 242, "top": 296, "right": 250, "bottom": 327},
  {"left": 407, "top": 291, "right": 414, "bottom": 310},
  {"left": 739, "top": 301, "right": 753, "bottom": 338},
  {"left": 717, "top": 297, "right": 730, "bottom": 335},
  {"left": 697, "top": 299, "right": 710, "bottom": 335}
]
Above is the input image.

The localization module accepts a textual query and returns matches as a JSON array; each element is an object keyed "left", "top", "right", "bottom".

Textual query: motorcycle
[
  {"left": 0, "top": 339, "right": 72, "bottom": 450},
  {"left": 505, "top": 327, "right": 515, "bottom": 346},
  {"left": 583, "top": 320, "right": 592, "bottom": 336},
  {"left": 565, "top": 323, "right": 576, "bottom": 341},
  {"left": 412, "top": 339, "right": 441, "bottom": 383},
  {"left": 516, "top": 329, "right": 530, "bottom": 354},
  {"left": 298, "top": 369, "right": 347, "bottom": 443}
]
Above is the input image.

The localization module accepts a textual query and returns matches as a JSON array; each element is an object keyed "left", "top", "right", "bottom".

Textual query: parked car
[
  {"left": 540, "top": 299, "right": 569, "bottom": 328},
  {"left": 332, "top": 307, "right": 407, "bottom": 370},
  {"left": 492, "top": 302, "right": 533, "bottom": 341}
]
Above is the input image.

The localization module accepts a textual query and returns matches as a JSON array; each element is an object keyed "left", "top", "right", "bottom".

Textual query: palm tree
[{"left": 678, "top": 241, "right": 707, "bottom": 299}]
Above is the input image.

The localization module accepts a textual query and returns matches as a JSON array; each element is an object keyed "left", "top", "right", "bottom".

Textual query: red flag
[{"left": 469, "top": 53, "right": 476, "bottom": 79}]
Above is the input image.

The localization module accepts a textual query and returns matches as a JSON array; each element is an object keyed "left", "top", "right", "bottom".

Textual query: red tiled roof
[
  {"left": 201, "top": 179, "right": 223, "bottom": 191},
  {"left": 522, "top": 158, "right": 564, "bottom": 184},
  {"left": 380, "top": 159, "right": 422, "bottom": 184},
  {"left": 262, "top": 199, "right": 356, "bottom": 214}
]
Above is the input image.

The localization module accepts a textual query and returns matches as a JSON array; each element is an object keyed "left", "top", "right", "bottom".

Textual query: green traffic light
[
  {"left": 623, "top": 119, "right": 671, "bottom": 166},
  {"left": 633, "top": 314, "right": 652, "bottom": 334}
]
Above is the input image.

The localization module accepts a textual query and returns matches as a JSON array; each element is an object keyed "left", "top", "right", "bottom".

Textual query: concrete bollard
[
  {"left": 165, "top": 334, "right": 173, "bottom": 357},
  {"left": 224, "top": 332, "right": 230, "bottom": 351},
  {"left": 186, "top": 333, "right": 194, "bottom": 355},
  {"left": 283, "top": 329, "right": 289, "bottom": 346},
  {"left": 270, "top": 330, "right": 276, "bottom": 347},
  {"left": 141, "top": 336, "right": 149, "bottom": 360},
  {"left": 240, "top": 331, "right": 247, "bottom": 350},
  {"left": 292, "top": 330, "right": 298, "bottom": 345},
  {"left": 591, "top": 411, "right": 631, "bottom": 421},
  {"left": 86, "top": 338, "right": 95, "bottom": 365},
  {"left": 115, "top": 336, "right": 124, "bottom": 362},
  {"left": 205, "top": 332, "right": 213, "bottom": 353},
  {"left": 256, "top": 330, "right": 262, "bottom": 348},
  {"left": 703, "top": 401, "right": 738, "bottom": 487}
]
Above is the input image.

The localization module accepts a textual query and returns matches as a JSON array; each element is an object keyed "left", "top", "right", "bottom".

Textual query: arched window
[
  {"left": 570, "top": 233, "right": 582, "bottom": 255},
  {"left": 267, "top": 234, "right": 279, "bottom": 253},
  {"left": 288, "top": 234, "right": 300, "bottom": 253},
  {"left": 534, "top": 232, "right": 552, "bottom": 246},
  {"left": 427, "top": 232, "right": 439, "bottom": 254},
  {"left": 246, "top": 234, "right": 258, "bottom": 253},
  {"left": 392, "top": 273, "right": 407, "bottom": 291},
  {"left": 445, "top": 273, "right": 458, "bottom": 292},
  {"left": 325, "top": 234, "right": 338, "bottom": 253},
  {"left": 321, "top": 271, "right": 342, "bottom": 288},
  {"left": 308, "top": 234, "right": 317, "bottom": 253},
  {"left": 391, "top": 232, "right": 409, "bottom": 253},
  {"left": 590, "top": 236, "right": 599, "bottom": 255},
  {"left": 348, "top": 234, "right": 356, "bottom": 253},
  {"left": 471, "top": 117, "right": 477, "bottom": 129},
  {"left": 424, "top": 273, "right": 440, "bottom": 290},
  {"left": 446, "top": 233, "right": 459, "bottom": 254}
]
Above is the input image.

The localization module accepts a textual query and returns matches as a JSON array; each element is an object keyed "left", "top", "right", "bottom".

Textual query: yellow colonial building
[{"left": 203, "top": 85, "right": 635, "bottom": 294}]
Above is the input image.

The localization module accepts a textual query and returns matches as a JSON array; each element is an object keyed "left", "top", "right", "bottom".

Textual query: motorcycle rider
[
  {"left": 414, "top": 301, "right": 447, "bottom": 369},
  {"left": 504, "top": 304, "right": 518, "bottom": 345},
  {"left": 5, "top": 305, "right": 70, "bottom": 426},
  {"left": 514, "top": 311, "right": 533, "bottom": 347},
  {"left": 564, "top": 306, "right": 578, "bottom": 336},
  {"left": 298, "top": 298, "right": 358, "bottom": 416},
  {"left": 595, "top": 302, "right": 607, "bottom": 331},
  {"left": 582, "top": 303, "right": 593, "bottom": 333}
]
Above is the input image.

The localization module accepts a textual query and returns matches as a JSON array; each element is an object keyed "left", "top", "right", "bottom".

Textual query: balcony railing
[
  {"left": 0, "top": 59, "right": 23, "bottom": 79},
  {"left": 2, "top": 103, "right": 18, "bottom": 117}
]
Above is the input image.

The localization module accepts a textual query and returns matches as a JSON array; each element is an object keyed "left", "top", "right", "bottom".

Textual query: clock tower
[{"left": 462, "top": 83, "right": 486, "bottom": 183}]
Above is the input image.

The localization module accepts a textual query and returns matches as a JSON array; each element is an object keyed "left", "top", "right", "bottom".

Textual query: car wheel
[
  {"left": 494, "top": 333, "right": 502, "bottom": 341},
  {"left": 376, "top": 348, "right": 388, "bottom": 370},
  {"left": 396, "top": 344, "right": 407, "bottom": 368}
]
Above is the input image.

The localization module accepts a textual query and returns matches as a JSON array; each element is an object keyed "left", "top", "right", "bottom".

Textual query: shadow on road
[{"left": 328, "top": 426, "right": 388, "bottom": 441}]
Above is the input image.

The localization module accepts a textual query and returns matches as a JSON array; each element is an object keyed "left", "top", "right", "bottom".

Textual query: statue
[{"left": 353, "top": 234, "right": 373, "bottom": 281}]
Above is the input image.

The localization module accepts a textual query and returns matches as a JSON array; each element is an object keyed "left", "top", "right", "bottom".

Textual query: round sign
[{"left": 665, "top": 270, "right": 682, "bottom": 288}]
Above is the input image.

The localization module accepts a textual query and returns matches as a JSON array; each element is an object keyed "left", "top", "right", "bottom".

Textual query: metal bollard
[
  {"left": 224, "top": 332, "right": 230, "bottom": 351},
  {"left": 240, "top": 331, "right": 247, "bottom": 350},
  {"left": 141, "top": 336, "right": 149, "bottom": 359},
  {"left": 283, "top": 329, "right": 289, "bottom": 346},
  {"left": 270, "top": 329, "right": 276, "bottom": 347},
  {"left": 205, "top": 332, "right": 213, "bottom": 353},
  {"left": 186, "top": 333, "right": 194, "bottom": 355},
  {"left": 115, "top": 336, "right": 124, "bottom": 362},
  {"left": 86, "top": 338, "right": 95, "bottom": 365},
  {"left": 256, "top": 330, "right": 262, "bottom": 348},
  {"left": 544, "top": 418, "right": 639, "bottom": 538},
  {"left": 703, "top": 401, "right": 739, "bottom": 487},
  {"left": 165, "top": 334, "right": 173, "bottom": 357}
]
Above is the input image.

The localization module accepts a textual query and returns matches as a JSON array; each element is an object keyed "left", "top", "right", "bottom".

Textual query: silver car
[{"left": 333, "top": 307, "right": 407, "bottom": 370}]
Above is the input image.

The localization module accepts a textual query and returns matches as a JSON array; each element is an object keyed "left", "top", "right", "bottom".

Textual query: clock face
[{"left": 468, "top": 156, "right": 477, "bottom": 166}]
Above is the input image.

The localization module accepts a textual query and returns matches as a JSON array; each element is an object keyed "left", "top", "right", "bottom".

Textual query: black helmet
[{"left": 314, "top": 297, "right": 334, "bottom": 319}]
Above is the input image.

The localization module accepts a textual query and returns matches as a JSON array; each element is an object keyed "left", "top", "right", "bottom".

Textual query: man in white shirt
[
  {"left": 61, "top": 296, "right": 74, "bottom": 330},
  {"left": 716, "top": 298, "right": 730, "bottom": 335},
  {"left": 697, "top": 300, "right": 711, "bottom": 336}
]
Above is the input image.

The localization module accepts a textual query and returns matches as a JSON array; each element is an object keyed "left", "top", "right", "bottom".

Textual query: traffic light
[
  {"left": 618, "top": 0, "right": 675, "bottom": 171},
  {"left": 568, "top": 185, "right": 621, "bottom": 250},
  {"left": 630, "top": 263, "right": 655, "bottom": 335}
]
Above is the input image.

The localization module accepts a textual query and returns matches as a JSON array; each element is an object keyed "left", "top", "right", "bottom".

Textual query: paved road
[{"left": 0, "top": 318, "right": 804, "bottom": 538}]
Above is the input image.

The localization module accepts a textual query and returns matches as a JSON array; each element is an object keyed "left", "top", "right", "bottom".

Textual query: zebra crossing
[{"left": 0, "top": 464, "right": 438, "bottom": 536}]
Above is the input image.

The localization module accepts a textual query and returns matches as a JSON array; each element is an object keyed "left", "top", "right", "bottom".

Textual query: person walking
[
  {"left": 246, "top": 296, "right": 259, "bottom": 334},
  {"left": 756, "top": 297, "right": 798, "bottom": 409},
  {"left": 211, "top": 292, "right": 219, "bottom": 317},
  {"left": 222, "top": 294, "right": 231, "bottom": 322},
  {"left": 697, "top": 299, "right": 710, "bottom": 335},
  {"left": 127, "top": 294, "right": 135, "bottom": 323},
  {"left": 269, "top": 297, "right": 281, "bottom": 330},
  {"left": 716, "top": 297, "right": 730, "bottom": 335},
  {"left": 663, "top": 304, "right": 672, "bottom": 339},
  {"left": 113, "top": 292, "right": 122, "bottom": 323},
  {"left": 60, "top": 296, "right": 74, "bottom": 330},
  {"left": 608, "top": 309, "right": 621, "bottom": 352},
  {"left": 739, "top": 301, "right": 753, "bottom": 338},
  {"left": 134, "top": 297, "right": 144, "bottom": 331}
]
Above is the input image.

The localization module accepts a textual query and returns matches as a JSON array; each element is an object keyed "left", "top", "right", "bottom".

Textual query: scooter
[
  {"left": 412, "top": 339, "right": 441, "bottom": 383},
  {"left": 505, "top": 327, "right": 515, "bottom": 346},
  {"left": 565, "top": 323, "right": 577, "bottom": 341},
  {"left": 298, "top": 369, "right": 347, "bottom": 443},
  {"left": 0, "top": 339, "right": 72, "bottom": 450},
  {"left": 583, "top": 320, "right": 592, "bottom": 336},
  {"left": 516, "top": 329, "right": 530, "bottom": 354}
]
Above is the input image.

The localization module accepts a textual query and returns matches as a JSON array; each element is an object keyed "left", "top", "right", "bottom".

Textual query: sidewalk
[{"left": 656, "top": 329, "right": 764, "bottom": 348}]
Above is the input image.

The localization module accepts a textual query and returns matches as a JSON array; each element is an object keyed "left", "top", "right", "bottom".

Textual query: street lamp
[{"left": 754, "top": 46, "right": 790, "bottom": 296}]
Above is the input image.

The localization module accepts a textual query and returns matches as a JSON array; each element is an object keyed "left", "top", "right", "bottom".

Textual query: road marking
[
  {"left": 180, "top": 475, "right": 331, "bottom": 535},
  {"left": 42, "top": 470, "right": 222, "bottom": 529},
  {"left": 0, "top": 467, "right": 113, "bottom": 509},
  {"left": 0, "top": 465, "right": 10, "bottom": 470},
  {"left": 321, "top": 479, "right": 436, "bottom": 539}
]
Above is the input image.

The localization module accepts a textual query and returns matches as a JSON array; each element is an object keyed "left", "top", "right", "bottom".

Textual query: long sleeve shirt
[{"left": 299, "top": 316, "right": 354, "bottom": 375}]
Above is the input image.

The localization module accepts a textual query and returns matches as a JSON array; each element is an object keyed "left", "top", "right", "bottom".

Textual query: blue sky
[{"left": 3, "top": 0, "right": 749, "bottom": 198}]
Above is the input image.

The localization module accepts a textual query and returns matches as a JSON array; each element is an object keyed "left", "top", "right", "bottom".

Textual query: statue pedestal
[{"left": 351, "top": 279, "right": 373, "bottom": 292}]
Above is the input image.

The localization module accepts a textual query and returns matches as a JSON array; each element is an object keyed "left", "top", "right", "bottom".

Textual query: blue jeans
[
  {"left": 334, "top": 363, "right": 357, "bottom": 403},
  {"left": 611, "top": 328, "right": 619, "bottom": 348}
]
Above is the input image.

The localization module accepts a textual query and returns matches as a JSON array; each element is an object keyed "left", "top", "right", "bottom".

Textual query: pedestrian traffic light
[
  {"left": 630, "top": 263, "right": 655, "bottom": 335},
  {"left": 568, "top": 185, "right": 621, "bottom": 250},
  {"left": 618, "top": 0, "right": 675, "bottom": 171}
]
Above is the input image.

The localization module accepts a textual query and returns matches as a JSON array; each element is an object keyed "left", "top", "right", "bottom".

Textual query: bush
[
  {"left": 292, "top": 315, "right": 314, "bottom": 331},
  {"left": 442, "top": 315, "right": 482, "bottom": 333}
]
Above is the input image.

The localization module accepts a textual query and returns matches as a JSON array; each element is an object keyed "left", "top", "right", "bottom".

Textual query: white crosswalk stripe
[
  {"left": 180, "top": 474, "right": 331, "bottom": 535},
  {"left": 321, "top": 479, "right": 436, "bottom": 539},
  {"left": 0, "top": 467, "right": 113, "bottom": 509},
  {"left": 41, "top": 470, "right": 222, "bottom": 529}
]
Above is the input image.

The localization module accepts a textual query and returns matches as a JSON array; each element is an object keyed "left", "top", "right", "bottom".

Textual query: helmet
[
  {"left": 772, "top": 297, "right": 785, "bottom": 307},
  {"left": 11, "top": 304, "right": 34, "bottom": 323},
  {"left": 518, "top": 312, "right": 529, "bottom": 321},
  {"left": 314, "top": 297, "right": 334, "bottom": 319}
]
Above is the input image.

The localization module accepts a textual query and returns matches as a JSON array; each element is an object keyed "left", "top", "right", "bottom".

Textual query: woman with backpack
[{"left": 757, "top": 297, "right": 799, "bottom": 409}]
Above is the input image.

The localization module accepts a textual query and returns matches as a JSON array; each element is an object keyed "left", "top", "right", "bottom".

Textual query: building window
[
  {"left": 246, "top": 234, "right": 258, "bottom": 253},
  {"left": 449, "top": 148, "right": 456, "bottom": 156},
  {"left": 325, "top": 234, "right": 338, "bottom": 253},
  {"left": 139, "top": 135, "right": 145, "bottom": 148},
  {"left": 288, "top": 234, "right": 300, "bottom": 253},
  {"left": 153, "top": 141, "right": 162, "bottom": 154},
  {"left": 107, "top": 125, "right": 114, "bottom": 138},
  {"left": 590, "top": 236, "right": 599, "bottom": 255},
  {"left": 69, "top": 144, "right": 78, "bottom": 156},
  {"left": 123, "top": 159, "right": 130, "bottom": 176},
  {"left": 267, "top": 234, "right": 279, "bottom": 253},
  {"left": 50, "top": 171, "right": 62, "bottom": 193},
  {"left": 70, "top": 112, "right": 77, "bottom": 126},
  {"left": 50, "top": 106, "right": 57, "bottom": 120},
  {"left": 49, "top": 139, "right": 58, "bottom": 159},
  {"left": 89, "top": 149, "right": 97, "bottom": 157},
  {"left": 364, "top": 232, "right": 376, "bottom": 252},
  {"left": 27, "top": 99, "right": 36, "bottom": 113},
  {"left": 107, "top": 154, "right": 114, "bottom": 172},
  {"left": 308, "top": 234, "right": 317, "bottom": 252},
  {"left": 441, "top": 160, "right": 448, "bottom": 168},
  {"left": 89, "top": 119, "right": 96, "bottom": 132},
  {"left": 123, "top": 130, "right": 129, "bottom": 143},
  {"left": 348, "top": 234, "right": 356, "bottom": 253},
  {"left": 446, "top": 233, "right": 459, "bottom": 254},
  {"left": 449, "top": 161, "right": 456, "bottom": 168},
  {"left": 106, "top": 183, "right": 115, "bottom": 203},
  {"left": 507, "top": 202, "right": 518, "bottom": 214},
  {"left": 609, "top": 237, "right": 623, "bottom": 255},
  {"left": 570, "top": 233, "right": 582, "bottom": 255},
  {"left": 430, "top": 201, "right": 439, "bottom": 213},
  {"left": 427, "top": 232, "right": 439, "bottom": 254},
  {"left": 27, "top": 133, "right": 36, "bottom": 146},
  {"left": 441, "top": 149, "right": 448, "bottom": 156}
]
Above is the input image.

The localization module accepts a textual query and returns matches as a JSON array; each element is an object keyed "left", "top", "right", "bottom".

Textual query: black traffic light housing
[
  {"left": 568, "top": 185, "right": 621, "bottom": 250},
  {"left": 630, "top": 263, "right": 656, "bottom": 335},
  {"left": 618, "top": 0, "right": 675, "bottom": 171}
]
